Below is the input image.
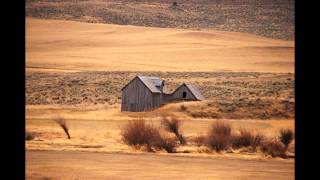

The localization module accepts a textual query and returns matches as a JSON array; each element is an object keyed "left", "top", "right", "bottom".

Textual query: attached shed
[{"left": 170, "top": 83, "right": 205, "bottom": 101}]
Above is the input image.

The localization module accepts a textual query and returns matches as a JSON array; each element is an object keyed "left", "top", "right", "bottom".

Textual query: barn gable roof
[
  {"left": 173, "top": 83, "right": 205, "bottom": 100},
  {"left": 184, "top": 84, "right": 205, "bottom": 100},
  {"left": 138, "top": 76, "right": 163, "bottom": 93},
  {"left": 121, "top": 76, "right": 204, "bottom": 99},
  {"left": 121, "top": 76, "right": 163, "bottom": 93}
]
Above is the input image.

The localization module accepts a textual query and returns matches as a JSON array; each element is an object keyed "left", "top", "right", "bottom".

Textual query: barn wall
[
  {"left": 161, "top": 93, "right": 173, "bottom": 105},
  {"left": 121, "top": 78, "right": 161, "bottom": 112},
  {"left": 171, "top": 85, "right": 197, "bottom": 101}
]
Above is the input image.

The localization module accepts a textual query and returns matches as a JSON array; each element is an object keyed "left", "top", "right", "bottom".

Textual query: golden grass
[
  {"left": 26, "top": 104, "right": 294, "bottom": 156},
  {"left": 26, "top": 17, "right": 294, "bottom": 73}
]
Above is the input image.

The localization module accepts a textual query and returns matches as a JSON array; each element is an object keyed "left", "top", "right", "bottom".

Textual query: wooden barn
[
  {"left": 121, "top": 76, "right": 164, "bottom": 112},
  {"left": 121, "top": 76, "right": 204, "bottom": 112}
]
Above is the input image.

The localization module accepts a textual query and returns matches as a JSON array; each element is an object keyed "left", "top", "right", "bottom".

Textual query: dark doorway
[{"left": 182, "top": 91, "right": 187, "bottom": 98}]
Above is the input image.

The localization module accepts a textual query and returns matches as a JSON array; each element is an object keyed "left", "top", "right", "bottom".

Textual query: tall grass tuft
[
  {"left": 206, "top": 121, "right": 232, "bottom": 152},
  {"left": 53, "top": 116, "right": 71, "bottom": 139},
  {"left": 154, "top": 134, "right": 177, "bottom": 153},
  {"left": 279, "top": 129, "right": 294, "bottom": 150},
  {"left": 161, "top": 116, "right": 186, "bottom": 145}
]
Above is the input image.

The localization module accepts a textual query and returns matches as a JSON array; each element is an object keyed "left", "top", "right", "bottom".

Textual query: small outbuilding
[
  {"left": 170, "top": 83, "right": 205, "bottom": 101},
  {"left": 121, "top": 76, "right": 204, "bottom": 112}
]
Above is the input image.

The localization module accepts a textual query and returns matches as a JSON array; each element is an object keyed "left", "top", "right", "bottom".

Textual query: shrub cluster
[
  {"left": 121, "top": 119, "right": 177, "bottom": 153},
  {"left": 121, "top": 118, "right": 294, "bottom": 158},
  {"left": 192, "top": 122, "right": 293, "bottom": 158},
  {"left": 232, "top": 129, "right": 264, "bottom": 151},
  {"left": 260, "top": 139, "right": 287, "bottom": 158}
]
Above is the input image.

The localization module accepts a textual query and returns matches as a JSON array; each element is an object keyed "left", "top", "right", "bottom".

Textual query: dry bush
[
  {"left": 121, "top": 119, "right": 160, "bottom": 150},
  {"left": 161, "top": 116, "right": 186, "bottom": 145},
  {"left": 232, "top": 129, "right": 253, "bottom": 148},
  {"left": 193, "top": 135, "right": 207, "bottom": 147},
  {"left": 261, "top": 139, "right": 287, "bottom": 158},
  {"left": 279, "top": 129, "right": 294, "bottom": 150},
  {"left": 154, "top": 134, "right": 177, "bottom": 153},
  {"left": 25, "top": 131, "right": 35, "bottom": 141},
  {"left": 53, "top": 116, "right": 70, "bottom": 139},
  {"left": 210, "top": 121, "right": 231, "bottom": 136},
  {"left": 232, "top": 129, "right": 264, "bottom": 150},
  {"left": 180, "top": 104, "right": 187, "bottom": 111},
  {"left": 121, "top": 119, "right": 177, "bottom": 153},
  {"left": 251, "top": 133, "right": 265, "bottom": 150},
  {"left": 206, "top": 121, "right": 232, "bottom": 152}
]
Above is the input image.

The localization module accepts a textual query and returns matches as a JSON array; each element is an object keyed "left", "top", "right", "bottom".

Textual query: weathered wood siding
[
  {"left": 121, "top": 78, "right": 161, "bottom": 112},
  {"left": 171, "top": 85, "right": 197, "bottom": 101},
  {"left": 161, "top": 93, "right": 172, "bottom": 105}
]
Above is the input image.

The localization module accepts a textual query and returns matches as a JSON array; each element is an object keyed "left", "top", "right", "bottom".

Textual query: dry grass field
[
  {"left": 26, "top": 104, "right": 294, "bottom": 152},
  {"left": 26, "top": 0, "right": 294, "bottom": 40},
  {"left": 26, "top": 104, "right": 294, "bottom": 179},
  {"left": 26, "top": 150, "right": 294, "bottom": 180},
  {"left": 26, "top": 16, "right": 294, "bottom": 179},
  {"left": 26, "top": 17, "right": 294, "bottom": 73}
]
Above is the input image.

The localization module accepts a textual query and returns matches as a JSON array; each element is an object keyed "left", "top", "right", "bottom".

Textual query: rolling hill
[{"left": 26, "top": 0, "right": 294, "bottom": 40}]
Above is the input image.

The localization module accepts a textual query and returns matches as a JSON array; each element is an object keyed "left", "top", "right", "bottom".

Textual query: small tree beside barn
[{"left": 121, "top": 76, "right": 204, "bottom": 112}]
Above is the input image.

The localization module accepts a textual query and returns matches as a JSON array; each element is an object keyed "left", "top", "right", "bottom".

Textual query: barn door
[{"left": 182, "top": 91, "right": 187, "bottom": 98}]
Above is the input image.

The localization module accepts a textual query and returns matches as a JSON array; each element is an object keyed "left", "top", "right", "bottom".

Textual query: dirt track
[{"left": 26, "top": 150, "right": 294, "bottom": 180}]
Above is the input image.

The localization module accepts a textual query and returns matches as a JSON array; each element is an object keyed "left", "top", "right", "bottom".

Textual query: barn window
[{"left": 182, "top": 91, "right": 187, "bottom": 98}]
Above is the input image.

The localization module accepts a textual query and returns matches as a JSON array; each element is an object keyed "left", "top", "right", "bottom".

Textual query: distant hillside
[{"left": 26, "top": 0, "right": 294, "bottom": 40}]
